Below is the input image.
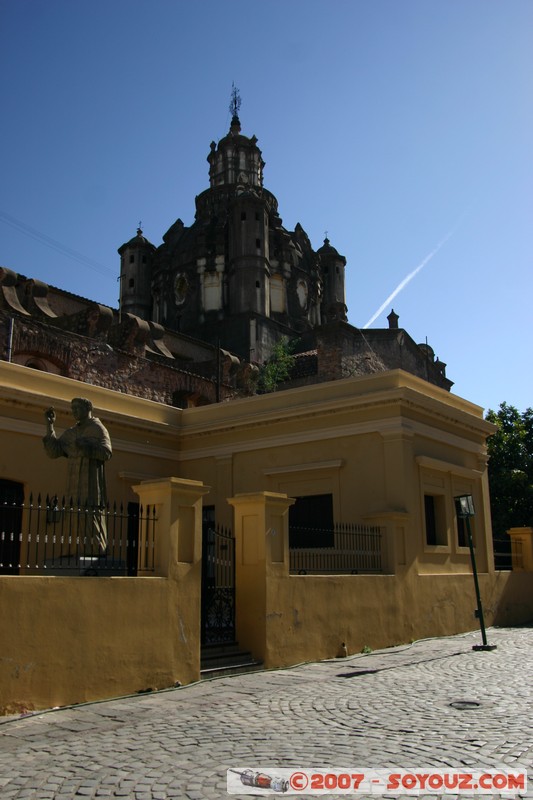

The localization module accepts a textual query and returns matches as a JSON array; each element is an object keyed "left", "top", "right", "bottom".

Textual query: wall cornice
[
  {"left": 263, "top": 460, "right": 344, "bottom": 476},
  {"left": 0, "top": 362, "right": 495, "bottom": 465},
  {"left": 177, "top": 376, "right": 495, "bottom": 457},
  {"left": 416, "top": 455, "right": 483, "bottom": 478}
]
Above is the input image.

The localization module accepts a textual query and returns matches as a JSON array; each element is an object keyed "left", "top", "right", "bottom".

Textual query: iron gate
[{"left": 201, "top": 518, "right": 236, "bottom": 645}]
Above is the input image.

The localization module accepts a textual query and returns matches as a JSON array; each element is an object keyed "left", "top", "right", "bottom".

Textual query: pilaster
[
  {"left": 133, "top": 477, "right": 210, "bottom": 578},
  {"left": 507, "top": 527, "right": 533, "bottom": 571},
  {"left": 227, "top": 491, "right": 294, "bottom": 662}
]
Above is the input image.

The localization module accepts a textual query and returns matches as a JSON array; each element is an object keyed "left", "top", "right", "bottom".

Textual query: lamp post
[{"left": 455, "top": 494, "right": 497, "bottom": 652}]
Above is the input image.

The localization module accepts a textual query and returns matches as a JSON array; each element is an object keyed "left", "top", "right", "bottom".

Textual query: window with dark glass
[
  {"left": 457, "top": 515, "right": 467, "bottom": 548},
  {"left": 424, "top": 494, "right": 447, "bottom": 546},
  {"left": 289, "top": 494, "right": 334, "bottom": 548}
]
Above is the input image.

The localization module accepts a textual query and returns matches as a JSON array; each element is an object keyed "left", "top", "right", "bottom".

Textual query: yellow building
[{"left": 1, "top": 358, "right": 532, "bottom": 713}]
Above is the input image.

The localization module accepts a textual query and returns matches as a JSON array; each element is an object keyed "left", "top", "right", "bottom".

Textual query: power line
[{"left": 0, "top": 210, "right": 115, "bottom": 278}]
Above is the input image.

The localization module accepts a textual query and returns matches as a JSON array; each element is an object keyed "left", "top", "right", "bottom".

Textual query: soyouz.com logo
[{"left": 227, "top": 767, "right": 528, "bottom": 795}]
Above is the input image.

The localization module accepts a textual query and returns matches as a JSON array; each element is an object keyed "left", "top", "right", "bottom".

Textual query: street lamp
[{"left": 455, "top": 494, "right": 496, "bottom": 651}]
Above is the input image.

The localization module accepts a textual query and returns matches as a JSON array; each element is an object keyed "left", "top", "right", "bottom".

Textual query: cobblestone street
[{"left": 0, "top": 626, "right": 531, "bottom": 799}]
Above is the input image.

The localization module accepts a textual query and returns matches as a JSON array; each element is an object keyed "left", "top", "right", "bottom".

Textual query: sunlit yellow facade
[{"left": 1, "top": 360, "right": 532, "bottom": 713}]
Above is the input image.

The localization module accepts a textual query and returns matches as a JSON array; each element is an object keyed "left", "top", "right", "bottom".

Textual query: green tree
[
  {"left": 257, "top": 337, "right": 297, "bottom": 393},
  {"left": 485, "top": 402, "right": 533, "bottom": 539}
]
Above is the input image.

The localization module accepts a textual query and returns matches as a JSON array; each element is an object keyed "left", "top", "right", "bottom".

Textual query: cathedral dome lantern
[{"left": 207, "top": 87, "right": 265, "bottom": 189}]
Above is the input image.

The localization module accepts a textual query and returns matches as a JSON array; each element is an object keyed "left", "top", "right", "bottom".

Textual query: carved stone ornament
[
  {"left": 174, "top": 273, "right": 189, "bottom": 306},
  {"left": 296, "top": 279, "right": 308, "bottom": 309}
]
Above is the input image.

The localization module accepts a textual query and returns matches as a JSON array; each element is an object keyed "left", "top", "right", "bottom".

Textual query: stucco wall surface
[
  {"left": 258, "top": 569, "right": 533, "bottom": 668},
  {"left": 0, "top": 574, "right": 199, "bottom": 715}
]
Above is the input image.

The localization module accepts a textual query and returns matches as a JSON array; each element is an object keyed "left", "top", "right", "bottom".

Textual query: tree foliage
[
  {"left": 485, "top": 402, "right": 533, "bottom": 537},
  {"left": 257, "top": 337, "right": 297, "bottom": 393}
]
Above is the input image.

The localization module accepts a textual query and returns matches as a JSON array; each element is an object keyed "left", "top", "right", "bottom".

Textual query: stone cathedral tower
[{"left": 118, "top": 89, "right": 347, "bottom": 364}]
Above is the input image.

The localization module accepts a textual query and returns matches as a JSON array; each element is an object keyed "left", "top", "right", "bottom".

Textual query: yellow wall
[
  {"left": 0, "top": 360, "right": 207, "bottom": 714},
  {"left": 0, "top": 473, "right": 208, "bottom": 715},
  {"left": 262, "top": 571, "right": 533, "bottom": 667},
  {"left": 226, "top": 490, "right": 533, "bottom": 669},
  {"left": 0, "top": 574, "right": 198, "bottom": 714}
]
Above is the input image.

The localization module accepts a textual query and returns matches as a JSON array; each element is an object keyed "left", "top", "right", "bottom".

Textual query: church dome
[
  {"left": 118, "top": 227, "right": 155, "bottom": 255},
  {"left": 317, "top": 237, "right": 340, "bottom": 256},
  {"left": 317, "top": 237, "right": 346, "bottom": 267}
]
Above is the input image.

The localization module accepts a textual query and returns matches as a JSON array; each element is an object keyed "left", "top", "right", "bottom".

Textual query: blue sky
[{"left": 1, "top": 0, "right": 531, "bottom": 413}]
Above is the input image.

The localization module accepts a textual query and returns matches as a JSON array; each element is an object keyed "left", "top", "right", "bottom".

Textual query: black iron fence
[
  {"left": 493, "top": 536, "right": 512, "bottom": 570},
  {"left": 289, "top": 523, "right": 383, "bottom": 574},
  {"left": 493, "top": 535, "right": 522, "bottom": 571},
  {"left": 0, "top": 493, "right": 156, "bottom": 575}
]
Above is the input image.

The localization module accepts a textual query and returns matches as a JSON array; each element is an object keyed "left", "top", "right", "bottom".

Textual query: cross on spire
[{"left": 229, "top": 82, "right": 241, "bottom": 119}]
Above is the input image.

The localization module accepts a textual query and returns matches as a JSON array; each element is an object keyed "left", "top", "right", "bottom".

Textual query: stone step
[{"left": 200, "top": 643, "right": 263, "bottom": 679}]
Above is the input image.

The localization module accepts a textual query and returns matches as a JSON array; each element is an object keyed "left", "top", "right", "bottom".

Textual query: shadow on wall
[{"left": 489, "top": 571, "right": 533, "bottom": 627}]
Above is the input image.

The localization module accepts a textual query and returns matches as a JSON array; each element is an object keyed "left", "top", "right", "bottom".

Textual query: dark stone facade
[
  {"left": 0, "top": 106, "right": 453, "bottom": 401},
  {"left": 298, "top": 320, "right": 452, "bottom": 390},
  {"left": 118, "top": 113, "right": 348, "bottom": 365},
  {"left": 117, "top": 110, "right": 452, "bottom": 392}
]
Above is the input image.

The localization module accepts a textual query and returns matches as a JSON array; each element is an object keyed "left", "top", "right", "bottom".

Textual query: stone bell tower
[
  {"left": 117, "top": 226, "right": 156, "bottom": 320},
  {"left": 317, "top": 236, "right": 347, "bottom": 323}
]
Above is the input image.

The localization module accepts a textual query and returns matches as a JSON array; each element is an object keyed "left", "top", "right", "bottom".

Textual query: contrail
[{"left": 362, "top": 220, "right": 462, "bottom": 329}]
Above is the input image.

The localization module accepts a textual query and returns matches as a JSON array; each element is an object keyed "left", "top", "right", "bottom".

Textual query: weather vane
[{"left": 229, "top": 82, "right": 241, "bottom": 118}]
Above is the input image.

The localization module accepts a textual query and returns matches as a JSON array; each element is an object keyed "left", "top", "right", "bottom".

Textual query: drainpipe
[
  {"left": 6, "top": 316, "right": 14, "bottom": 362},
  {"left": 216, "top": 339, "right": 221, "bottom": 403},
  {"left": 117, "top": 273, "right": 124, "bottom": 324}
]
